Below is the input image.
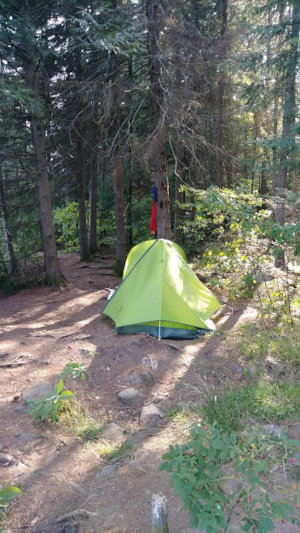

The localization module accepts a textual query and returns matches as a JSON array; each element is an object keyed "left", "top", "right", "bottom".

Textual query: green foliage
[
  {"left": 53, "top": 202, "right": 80, "bottom": 253},
  {"left": 27, "top": 379, "right": 73, "bottom": 422},
  {"left": 179, "top": 186, "right": 265, "bottom": 251},
  {"left": 237, "top": 322, "right": 300, "bottom": 371},
  {"left": 0, "top": 485, "right": 23, "bottom": 527},
  {"left": 0, "top": 486, "right": 23, "bottom": 509},
  {"left": 60, "top": 361, "right": 88, "bottom": 381},
  {"left": 200, "top": 388, "right": 244, "bottom": 432},
  {"left": 235, "top": 381, "right": 300, "bottom": 422},
  {"left": 160, "top": 424, "right": 300, "bottom": 532},
  {"left": 96, "top": 441, "right": 133, "bottom": 462},
  {"left": 56, "top": 400, "right": 104, "bottom": 442},
  {"left": 263, "top": 221, "right": 300, "bottom": 258},
  {"left": 131, "top": 194, "right": 153, "bottom": 243},
  {"left": 53, "top": 202, "right": 117, "bottom": 252}
]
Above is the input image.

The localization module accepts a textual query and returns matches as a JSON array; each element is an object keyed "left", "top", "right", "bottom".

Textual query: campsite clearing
[{"left": 0, "top": 252, "right": 299, "bottom": 532}]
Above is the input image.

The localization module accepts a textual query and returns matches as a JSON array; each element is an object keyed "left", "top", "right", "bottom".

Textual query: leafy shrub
[
  {"left": 160, "top": 424, "right": 300, "bottom": 532},
  {"left": 179, "top": 186, "right": 265, "bottom": 252},
  {"left": 27, "top": 379, "right": 73, "bottom": 422},
  {"left": 60, "top": 361, "right": 88, "bottom": 381}
]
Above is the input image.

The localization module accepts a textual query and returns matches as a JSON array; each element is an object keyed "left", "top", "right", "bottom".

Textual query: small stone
[
  {"left": 22, "top": 380, "right": 53, "bottom": 404},
  {"left": 141, "top": 372, "right": 155, "bottom": 385},
  {"left": 69, "top": 482, "right": 85, "bottom": 494},
  {"left": 79, "top": 349, "right": 90, "bottom": 358},
  {"left": 124, "top": 372, "right": 141, "bottom": 385},
  {"left": 117, "top": 388, "right": 144, "bottom": 405},
  {"left": 95, "top": 464, "right": 118, "bottom": 480},
  {"left": 14, "top": 433, "right": 44, "bottom": 443},
  {"left": 57, "top": 522, "right": 76, "bottom": 533},
  {"left": 263, "top": 424, "right": 282, "bottom": 441},
  {"left": 0, "top": 452, "right": 16, "bottom": 467},
  {"left": 232, "top": 363, "right": 243, "bottom": 375},
  {"left": 153, "top": 397, "right": 163, "bottom": 404},
  {"left": 140, "top": 404, "right": 164, "bottom": 427},
  {"left": 14, "top": 404, "right": 28, "bottom": 414},
  {"left": 102, "top": 422, "right": 127, "bottom": 444},
  {"left": 290, "top": 449, "right": 300, "bottom": 467},
  {"left": 141, "top": 356, "right": 158, "bottom": 370}
]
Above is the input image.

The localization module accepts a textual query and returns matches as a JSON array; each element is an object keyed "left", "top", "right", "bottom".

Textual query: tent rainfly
[{"left": 103, "top": 239, "right": 221, "bottom": 340}]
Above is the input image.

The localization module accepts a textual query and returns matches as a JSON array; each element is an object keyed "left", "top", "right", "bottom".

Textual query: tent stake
[{"left": 158, "top": 320, "right": 161, "bottom": 341}]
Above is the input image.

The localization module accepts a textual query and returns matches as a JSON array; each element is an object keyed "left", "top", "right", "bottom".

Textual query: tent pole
[{"left": 158, "top": 320, "right": 161, "bottom": 341}]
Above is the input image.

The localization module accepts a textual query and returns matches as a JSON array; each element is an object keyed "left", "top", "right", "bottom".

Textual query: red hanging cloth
[{"left": 150, "top": 201, "right": 157, "bottom": 235}]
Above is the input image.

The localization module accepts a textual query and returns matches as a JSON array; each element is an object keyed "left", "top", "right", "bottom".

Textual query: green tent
[{"left": 103, "top": 239, "right": 221, "bottom": 339}]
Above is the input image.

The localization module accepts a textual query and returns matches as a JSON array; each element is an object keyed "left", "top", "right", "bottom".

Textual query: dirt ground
[{"left": 0, "top": 251, "right": 298, "bottom": 533}]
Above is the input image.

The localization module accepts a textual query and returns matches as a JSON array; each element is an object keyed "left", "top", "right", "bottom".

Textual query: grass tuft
[{"left": 56, "top": 400, "right": 104, "bottom": 441}]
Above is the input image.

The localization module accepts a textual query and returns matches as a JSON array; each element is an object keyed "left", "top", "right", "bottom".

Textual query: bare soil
[{"left": 0, "top": 251, "right": 298, "bottom": 533}]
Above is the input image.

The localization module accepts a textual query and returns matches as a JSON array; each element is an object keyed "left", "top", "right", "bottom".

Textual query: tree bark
[
  {"left": 275, "top": 1, "right": 300, "bottom": 268},
  {"left": 88, "top": 126, "right": 99, "bottom": 255},
  {"left": 23, "top": 47, "right": 64, "bottom": 284},
  {"left": 215, "top": 0, "right": 228, "bottom": 188},
  {"left": 0, "top": 163, "right": 17, "bottom": 274},
  {"left": 277, "top": 1, "right": 299, "bottom": 192},
  {"left": 146, "top": 0, "right": 171, "bottom": 239},
  {"left": 77, "top": 136, "right": 89, "bottom": 261}
]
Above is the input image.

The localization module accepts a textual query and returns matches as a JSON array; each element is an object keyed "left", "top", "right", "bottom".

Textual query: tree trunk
[
  {"left": 126, "top": 57, "right": 133, "bottom": 249},
  {"left": 277, "top": 1, "right": 299, "bottom": 192},
  {"left": 0, "top": 163, "right": 17, "bottom": 274},
  {"left": 22, "top": 23, "right": 64, "bottom": 284},
  {"left": 110, "top": 69, "right": 126, "bottom": 271},
  {"left": 215, "top": 0, "right": 228, "bottom": 188},
  {"left": 77, "top": 136, "right": 89, "bottom": 261},
  {"left": 152, "top": 494, "right": 169, "bottom": 533},
  {"left": 88, "top": 127, "right": 99, "bottom": 255},
  {"left": 275, "top": 0, "right": 300, "bottom": 268},
  {"left": 113, "top": 139, "right": 126, "bottom": 272},
  {"left": 146, "top": 0, "right": 171, "bottom": 239},
  {"left": 271, "top": 101, "right": 278, "bottom": 195}
]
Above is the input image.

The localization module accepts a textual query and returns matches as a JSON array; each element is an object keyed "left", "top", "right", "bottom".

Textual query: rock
[
  {"left": 0, "top": 452, "right": 16, "bottom": 467},
  {"left": 14, "top": 433, "right": 44, "bottom": 443},
  {"left": 14, "top": 404, "right": 28, "bottom": 414},
  {"left": 56, "top": 509, "right": 92, "bottom": 524},
  {"left": 287, "top": 448, "right": 300, "bottom": 481},
  {"left": 263, "top": 424, "right": 282, "bottom": 441},
  {"left": 141, "top": 356, "right": 158, "bottom": 370},
  {"left": 129, "top": 449, "right": 153, "bottom": 473},
  {"left": 102, "top": 422, "right": 127, "bottom": 444},
  {"left": 140, "top": 404, "right": 164, "bottom": 427},
  {"left": 69, "top": 482, "right": 85, "bottom": 494},
  {"left": 290, "top": 448, "right": 300, "bottom": 467},
  {"left": 95, "top": 464, "right": 118, "bottom": 480},
  {"left": 57, "top": 522, "right": 76, "bottom": 533},
  {"left": 141, "top": 372, "right": 155, "bottom": 385},
  {"left": 22, "top": 380, "right": 53, "bottom": 404},
  {"left": 79, "top": 349, "right": 90, "bottom": 358},
  {"left": 232, "top": 362, "right": 243, "bottom": 375},
  {"left": 124, "top": 372, "right": 141, "bottom": 385},
  {"left": 117, "top": 388, "right": 144, "bottom": 405}
]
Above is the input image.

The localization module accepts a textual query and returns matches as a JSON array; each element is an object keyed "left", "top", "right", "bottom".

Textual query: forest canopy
[{"left": 0, "top": 0, "right": 299, "bottom": 286}]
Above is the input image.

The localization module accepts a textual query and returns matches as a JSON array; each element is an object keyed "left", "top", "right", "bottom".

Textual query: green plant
[
  {"left": 199, "top": 388, "right": 244, "bottom": 432},
  {"left": 56, "top": 400, "right": 103, "bottom": 441},
  {"left": 60, "top": 361, "right": 88, "bottom": 381},
  {"left": 96, "top": 441, "right": 133, "bottom": 462},
  {"left": 27, "top": 380, "right": 73, "bottom": 422},
  {"left": 160, "top": 424, "right": 300, "bottom": 532},
  {"left": 0, "top": 485, "right": 23, "bottom": 525},
  {"left": 235, "top": 380, "right": 300, "bottom": 422}
]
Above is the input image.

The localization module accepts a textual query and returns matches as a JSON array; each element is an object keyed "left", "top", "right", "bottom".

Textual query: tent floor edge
[{"left": 117, "top": 325, "right": 210, "bottom": 339}]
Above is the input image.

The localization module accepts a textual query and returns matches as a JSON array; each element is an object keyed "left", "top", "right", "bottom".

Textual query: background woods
[{"left": 0, "top": 0, "right": 299, "bottom": 284}]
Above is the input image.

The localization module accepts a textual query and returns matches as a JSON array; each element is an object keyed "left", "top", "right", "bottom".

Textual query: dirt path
[{"left": 0, "top": 252, "right": 298, "bottom": 533}]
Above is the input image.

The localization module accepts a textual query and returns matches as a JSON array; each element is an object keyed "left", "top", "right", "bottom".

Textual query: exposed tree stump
[{"left": 152, "top": 493, "right": 169, "bottom": 533}]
